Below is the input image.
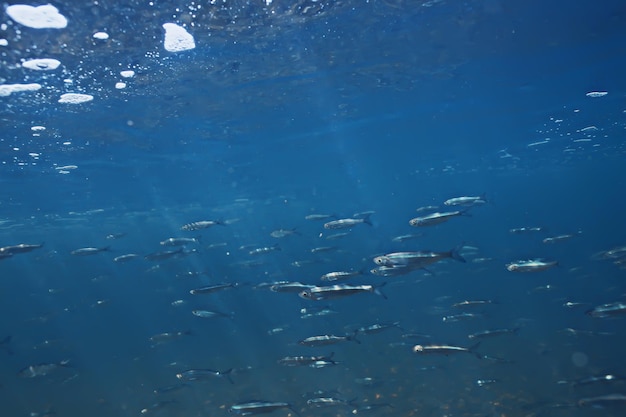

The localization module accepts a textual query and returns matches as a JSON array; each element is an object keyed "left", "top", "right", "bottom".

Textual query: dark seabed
[{"left": 1, "top": 0, "right": 626, "bottom": 416}]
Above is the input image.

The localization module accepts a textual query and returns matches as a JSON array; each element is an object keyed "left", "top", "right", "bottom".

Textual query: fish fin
[{"left": 374, "top": 282, "right": 387, "bottom": 299}]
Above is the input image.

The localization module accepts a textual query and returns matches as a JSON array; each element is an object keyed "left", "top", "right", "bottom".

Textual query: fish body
[
  {"left": 373, "top": 248, "right": 465, "bottom": 268},
  {"left": 181, "top": 220, "right": 224, "bottom": 231},
  {"left": 192, "top": 309, "right": 233, "bottom": 319},
  {"left": 270, "top": 228, "right": 300, "bottom": 238},
  {"left": 305, "top": 214, "right": 337, "bottom": 221},
  {"left": 149, "top": 330, "right": 191, "bottom": 344},
  {"left": 571, "top": 374, "right": 623, "bottom": 386},
  {"left": 113, "top": 253, "right": 140, "bottom": 262},
  {"left": 506, "top": 259, "right": 558, "bottom": 272},
  {"left": 229, "top": 401, "right": 295, "bottom": 416},
  {"left": 509, "top": 226, "right": 544, "bottom": 234},
  {"left": 105, "top": 233, "right": 126, "bottom": 239},
  {"left": 70, "top": 246, "right": 110, "bottom": 256},
  {"left": 452, "top": 300, "right": 495, "bottom": 308},
  {"left": 189, "top": 283, "right": 236, "bottom": 295},
  {"left": 356, "top": 322, "right": 402, "bottom": 334},
  {"left": 177, "top": 368, "right": 234, "bottom": 384},
  {"left": 409, "top": 210, "right": 467, "bottom": 227},
  {"left": 278, "top": 353, "right": 334, "bottom": 367},
  {"left": 144, "top": 248, "right": 184, "bottom": 261},
  {"left": 468, "top": 328, "right": 519, "bottom": 339},
  {"left": 270, "top": 282, "right": 315, "bottom": 293},
  {"left": 299, "top": 284, "right": 386, "bottom": 301},
  {"left": 248, "top": 245, "right": 281, "bottom": 256},
  {"left": 299, "top": 333, "right": 360, "bottom": 347},
  {"left": 443, "top": 195, "right": 486, "bottom": 207},
  {"left": 542, "top": 233, "right": 579, "bottom": 244},
  {"left": 18, "top": 360, "right": 70, "bottom": 378},
  {"left": 160, "top": 237, "right": 200, "bottom": 246},
  {"left": 442, "top": 313, "right": 482, "bottom": 322},
  {"left": 578, "top": 394, "right": 626, "bottom": 407},
  {"left": 324, "top": 215, "right": 372, "bottom": 230},
  {"left": 413, "top": 343, "right": 481, "bottom": 357},
  {"left": 0, "top": 242, "right": 44, "bottom": 255},
  {"left": 586, "top": 302, "right": 626, "bottom": 318},
  {"left": 391, "top": 233, "right": 422, "bottom": 242},
  {"left": 306, "top": 397, "right": 353, "bottom": 407},
  {"left": 320, "top": 270, "right": 363, "bottom": 282}
]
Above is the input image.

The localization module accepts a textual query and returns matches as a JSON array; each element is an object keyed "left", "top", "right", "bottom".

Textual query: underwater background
[{"left": 1, "top": 1, "right": 626, "bottom": 416}]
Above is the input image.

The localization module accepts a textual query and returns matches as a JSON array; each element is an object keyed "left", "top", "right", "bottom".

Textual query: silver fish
[
  {"left": 320, "top": 270, "right": 363, "bottom": 282},
  {"left": 409, "top": 210, "right": 468, "bottom": 227},
  {"left": 0, "top": 242, "right": 44, "bottom": 255},
  {"left": 180, "top": 220, "right": 225, "bottom": 231},
  {"left": 229, "top": 401, "right": 295, "bottom": 416},
  {"left": 160, "top": 237, "right": 200, "bottom": 246},
  {"left": 298, "top": 333, "right": 360, "bottom": 347},
  {"left": 144, "top": 248, "right": 183, "bottom": 261},
  {"left": 506, "top": 259, "right": 558, "bottom": 272},
  {"left": 113, "top": 253, "right": 140, "bottom": 262},
  {"left": 412, "top": 343, "right": 481, "bottom": 358},
  {"left": 18, "top": 360, "right": 70, "bottom": 378},
  {"left": 299, "top": 284, "right": 386, "bottom": 301},
  {"left": 324, "top": 215, "right": 372, "bottom": 230},
  {"left": 444, "top": 195, "right": 487, "bottom": 207},
  {"left": 189, "top": 283, "right": 237, "bottom": 295},
  {"left": 586, "top": 302, "right": 626, "bottom": 318},
  {"left": 373, "top": 248, "right": 465, "bottom": 268},
  {"left": 70, "top": 246, "right": 110, "bottom": 256},
  {"left": 176, "top": 368, "right": 234, "bottom": 384},
  {"left": 192, "top": 309, "right": 233, "bottom": 319}
]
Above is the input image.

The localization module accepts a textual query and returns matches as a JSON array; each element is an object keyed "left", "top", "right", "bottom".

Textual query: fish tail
[
  {"left": 450, "top": 246, "right": 467, "bottom": 263},
  {"left": 223, "top": 368, "right": 235, "bottom": 384},
  {"left": 350, "top": 330, "right": 361, "bottom": 344},
  {"left": 374, "top": 282, "right": 388, "bottom": 299}
]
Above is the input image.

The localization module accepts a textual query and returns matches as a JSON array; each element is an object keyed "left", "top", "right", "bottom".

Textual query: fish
[
  {"left": 176, "top": 368, "right": 234, "bottom": 384},
  {"left": 509, "top": 226, "right": 545, "bottom": 234},
  {"left": 415, "top": 205, "right": 440, "bottom": 213},
  {"left": 192, "top": 309, "right": 234, "bottom": 319},
  {"left": 355, "top": 322, "right": 402, "bottom": 334},
  {"left": 570, "top": 374, "right": 624, "bottom": 387},
  {"left": 442, "top": 313, "right": 483, "bottom": 322},
  {"left": 310, "top": 246, "right": 338, "bottom": 254},
  {"left": 452, "top": 300, "right": 496, "bottom": 308},
  {"left": 70, "top": 246, "right": 110, "bottom": 256},
  {"left": 298, "top": 332, "right": 360, "bottom": 347},
  {"left": 306, "top": 397, "right": 356, "bottom": 407},
  {"left": 248, "top": 244, "right": 281, "bottom": 256},
  {"left": 18, "top": 360, "right": 70, "bottom": 378},
  {"left": 113, "top": 253, "right": 140, "bottom": 262},
  {"left": 153, "top": 383, "right": 191, "bottom": 395},
  {"left": 586, "top": 302, "right": 626, "bottom": 318},
  {"left": 391, "top": 233, "right": 423, "bottom": 242},
  {"left": 160, "top": 237, "right": 201, "bottom": 246},
  {"left": 141, "top": 400, "right": 178, "bottom": 414},
  {"left": 189, "top": 283, "right": 237, "bottom": 295},
  {"left": 229, "top": 401, "right": 297, "bottom": 416},
  {"left": 180, "top": 220, "right": 225, "bottom": 231},
  {"left": 299, "top": 283, "right": 387, "bottom": 301},
  {"left": 506, "top": 259, "right": 558, "bottom": 272},
  {"left": 443, "top": 195, "right": 487, "bottom": 207},
  {"left": 412, "top": 343, "right": 481, "bottom": 358},
  {"left": 270, "top": 228, "right": 300, "bottom": 238},
  {"left": 269, "top": 282, "right": 315, "bottom": 293},
  {"left": 0, "top": 242, "right": 44, "bottom": 255},
  {"left": 468, "top": 328, "right": 520, "bottom": 339},
  {"left": 578, "top": 394, "right": 626, "bottom": 407},
  {"left": 320, "top": 270, "right": 364, "bottom": 282},
  {"left": 305, "top": 214, "right": 337, "bottom": 221},
  {"left": 542, "top": 232, "right": 580, "bottom": 244},
  {"left": 373, "top": 247, "right": 466, "bottom": 268},
  {"left": 409, "top": 210, "right": 468, "bottom": 227},
  {"left": 325, "top": 232, "right": 350, "bottom": 240},
  {"left": 324, "top": 214, "right": 372, "bottom": 230},
  {"left": 278, "top": 353, "right": 335, "bottom": 367},
  {"left": 144, "top": 248, "right": 184, "bottom": 261},
  {"left": 105, "top": 233, "right": 126, "bottom": 239},
  {"left": 149, "top": 330, "right": 192, "bottom": 345}
]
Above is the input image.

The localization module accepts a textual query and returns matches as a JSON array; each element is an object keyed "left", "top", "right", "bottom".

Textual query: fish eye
[{"left": 413, "top": 345, "right": 424, "bottom": 353}]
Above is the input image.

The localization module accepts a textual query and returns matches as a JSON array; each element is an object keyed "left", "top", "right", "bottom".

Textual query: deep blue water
[{"left": 1, "top": 0, "right": 626, "bottom": 416}]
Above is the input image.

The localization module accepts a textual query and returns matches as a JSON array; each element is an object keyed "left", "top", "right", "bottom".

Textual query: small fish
[
  {"left": 105, "top": 233, "right": 126, "bottom": 240},
  {"left": 270, "top": 228, "right": 300, "bottom": 238},
  {"left": 442, "top": 313, "right": 483, "bottom": 322},
  {"left": 320, "top": 270, "right": 364, "bottom": 282},
  {"left": 192, "top": 309, "right": 233, "bottom": 319},
  {"left": 144, "top": 248, "right": 184, "bottom": 261},
  {"left": 180, "top": 220, "right": 225, "bottom": 231},
  {"left": 141, "top": 400, "right": 178, "bottom": 414},
  {"left": 154, "top": 383, "right": 191, "bottom": 395},
  {"left": 443, "top": 195, "right": 487, "bottom": 207},
  {"left": 269, "top": 281, "right": 315, "bottom": 293},
  {"left": 189, "top": 283, "right": 237, "bottom": 295},
  {"left": 248, "top": 244, "right": 281, "bottom": 256},
  {"left": 506, "top": 259, "right": 558, "bottom": 272},
  {"left": 149, "top": 330, "right": 192, "bottom": 345},
  {"left": 229, "top": 401, "right": 296, "bottom": 416},
  {"left": 409, "top": 210, "right": 468, "bottom": 227},
  {"left": 278, "top": 353, "right": 335, "bottom": 367},
  {"left": 373, "top": 248, "right": 465, "bottom": 268},
  {"left": 300, "top": 308, "right": 337, "bottom": 319},
  {"left": 542, "top": 232, "right": 580, "bottom": 244},
  {"left": 391, "top": 233, "right": 422, "bottom": 243},
  {"left": 325, "top": 232, "right": 350, "bottom": 240},
  {"left": 18, "top": 360, "right": 70, "bottom": 378},
  {"left": 311, "top": 246, "right": 338, "bottom": 254},
  {"left": 305, "top": 214, "right": 337, "bottom": 221},
  {"left": 578, "top": 394, "right": 626, "bottom": 407},
  {"left": 306, "top": 397, "right": 355, "bottom": 407},
  {"left": 412, "top": 343, "right": 481, "bottom": 358},
  {"left": 586, "top": 302, "right": 626, "bottom": 318},
  {"left": 468, "top": 328, "right": 520, "bottom": 339},
  {"left": 452, "top": 300, "right": 495, "bottom": 308},
  {"left": 298, "top": 332, "right": 360, "bottom": 347},
  {"left": 356, "top": 322, "right": 402, "bottom": 334},
  {"left": 571, "top": 374, "right": 624, "bottom": 387},
  {"left": 509, "top": 226, "right": 544, "bottom": 234},
  {"left": 415, "top": 205, "right": 440, "bottom": 213},
  {"left": 176, "top": 368, "right": 234, "bottom": 384},
  {"left": 0, "top": 252, "right": 13, "bottom": 260},
  {"left": 476, "top": 379, "right": 498, "bottom": 387},
  {"left": 299, "top": 283, "right": 386, "bottom": 301},
  {"left": 324, "top": 215, "right": 372, "bottom": 230},
  {"left": 113, "top": 253, "right": 140, "bottom": 263},
  {"left": 160, "top": 237, "right": 201, "bottom": 246},
  {"left": 0, "top": 242, "right": 44, "bottom": 255},
  {"left": 70, "top": 246, "right": 110, "bottom": 256}
]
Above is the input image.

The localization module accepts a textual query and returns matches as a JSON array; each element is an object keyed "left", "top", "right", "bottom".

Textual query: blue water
[{"left": 1, "top": 0, "right": 626, "bottom": 416}]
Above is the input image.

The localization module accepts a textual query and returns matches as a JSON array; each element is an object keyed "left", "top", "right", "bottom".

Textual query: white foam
[
  {"left": 58, "top": 93, "right": 94, "bottom": 104},
  {"left": 93, "top": 31, "right": 109, "bottom": 40},
  {"left": 6, "top": 4, "right": 68, "bottom": 29},
  {"left": 162, "top": 23, "right": 195, "bottom": 52},
  {"left": 120, "top": 70, "right": 135, "bottom": 78},
  {"left": 0, "top": 83, "right": 42, "bottom": 97},
  {"left": 22, "top": 58, "right": 61, "bottom": 71}
]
